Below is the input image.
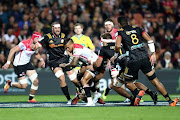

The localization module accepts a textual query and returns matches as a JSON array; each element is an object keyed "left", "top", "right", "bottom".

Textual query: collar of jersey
[{"left": 75, "top": 34, "right": 83, "bottom": 40}]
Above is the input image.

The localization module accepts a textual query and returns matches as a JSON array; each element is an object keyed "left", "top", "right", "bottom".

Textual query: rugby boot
[
  {"left": 151, "top": 91, "right": 158, "bottom": 105},
  {"left": 102, "top": 87, "right": 111, "bottom": 100},
  {"left": 67, "top": 100, "right": 72, "bottom": 105},
  {"left": 86, "top": 97, "right": 95, "bottom": 106},
  {"left": 134, "top": 90, "right": 145, "bottom": 106},
  {"left": 97, "top": 98, "right": 105, "bottom": 104},
  {"left": 71, "top": 95, "right": 80, "bottom": 105},
  {"left": 93, "top": 92, "right": 101, "bottom": 104},
  {"left": 4, "top": 80, "right": 11, "bottom": 93},
  {"left": 170, "top": 98, "right": 179, "bottom": 107},
  {"left": 28, "top": 99, "right": 38, "bottom": 103}
]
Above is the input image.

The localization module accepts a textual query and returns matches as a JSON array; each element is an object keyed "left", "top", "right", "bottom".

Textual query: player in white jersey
[
  {"left": 60, "top": 38, "right": 99, "bottom": 106},
  {"left": 2, "top": 32, "right": 45, "bottom": 103}
]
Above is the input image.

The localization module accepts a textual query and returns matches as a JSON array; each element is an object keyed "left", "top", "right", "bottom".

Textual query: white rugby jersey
[
  {"left": 72, "top": 43, "right": 98, "bottom": 65},
  {"left": 13, "top": 39, "right": 37, "bottom": 66}
]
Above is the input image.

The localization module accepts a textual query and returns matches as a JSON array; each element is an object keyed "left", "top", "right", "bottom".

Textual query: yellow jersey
[{"left": 71, "top": 34, "right": 95, "bottom": 50}]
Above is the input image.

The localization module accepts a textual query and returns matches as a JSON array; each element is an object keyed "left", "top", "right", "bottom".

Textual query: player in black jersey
[
  {"left": 113, "top": 16, "right": 179, "bottom": 106},
  {"left": 94, "top": 33, "right": 158, "bottom": 105},
  {"left": 34, "top": 22, "right": 72, "bottom": 104}
]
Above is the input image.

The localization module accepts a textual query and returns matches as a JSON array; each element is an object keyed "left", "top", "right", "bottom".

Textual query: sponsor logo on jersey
[
  {"left": 131, "top": 43, "right": 144, "bottom": 50},
  {"left": 126, "top": 30, "right": 137, "bottom": 35}
]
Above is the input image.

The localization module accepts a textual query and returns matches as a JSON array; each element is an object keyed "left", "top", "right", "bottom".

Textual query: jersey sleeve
[
  {"left": 38, "top": 35, "right": 49, "bottom": 46},
  {"left": 137, "top": 27, "right": 146, "bottom": 36},
  {"left": 18, "top": 42, "right": 26, "bottom": 51},
  {"left": 87, "top": 37, "right": 95, "bottom": 50},
  {"left": 98, "top": 47, "right": 105, "bottom": 58},
  {"left": 115, "top": 31, "right": 121, "bottom": 38}
]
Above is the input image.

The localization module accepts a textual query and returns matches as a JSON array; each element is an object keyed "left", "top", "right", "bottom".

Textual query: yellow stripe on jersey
[
  {"left": 119, "top": 49, "right": 122, "bottom": 55},
  {"left": 71, "top": 35, "right": 95, "bottom": 50}
]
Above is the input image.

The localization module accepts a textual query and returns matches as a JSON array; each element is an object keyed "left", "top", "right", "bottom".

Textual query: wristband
[
  {"left": 148, "top": 40, "right": 155, "bottom": 53},
  {"left": 6, "top": 61, "right": 11, "bottom": 65},
  {"left": 40, "top": 58, "right": 43, "bottom": 61}
]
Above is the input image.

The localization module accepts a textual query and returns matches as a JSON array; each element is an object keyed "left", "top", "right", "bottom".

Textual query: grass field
[{"left": 0, "top": 95, "right": 180, "bottom": 120}]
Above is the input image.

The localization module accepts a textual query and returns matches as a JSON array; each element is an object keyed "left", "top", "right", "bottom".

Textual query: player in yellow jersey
[{"left": 71, "top": 23, "right": 95, "bottom": 51}]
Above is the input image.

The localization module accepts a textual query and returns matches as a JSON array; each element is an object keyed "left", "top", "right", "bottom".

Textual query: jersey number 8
[{"left": 131, "top": 34, "right": 139, "bottom": 44}]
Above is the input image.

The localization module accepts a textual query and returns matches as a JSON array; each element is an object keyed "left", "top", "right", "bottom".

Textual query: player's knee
[
  {"left": 31, "top": 84, "right": 38, "bottom": 90},
  {"left": 29, "top": 73, "right": 38, "bottom": 83},
  {"left": 147, "top": 72, "right": 157, "bottom": 81},
  {"left": 33, "top": 79, "right": 39, "bottom": 86},
  {"left": 55, "top": 70, "right": 64, "bottom": 78},
  {"left": 68, "top": 72, "right": 77, "bottom": 81},
  {"left": 86, "top": 70, "right": 95, "bottom": 78}
]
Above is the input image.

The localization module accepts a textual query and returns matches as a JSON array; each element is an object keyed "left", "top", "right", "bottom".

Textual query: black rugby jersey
[
  {"left": 116, "top": 25, "right": 149, "bottom": 62},
  {"left": 38, "top": 32, "right": 67, "bottom": 61},
  {"left": 99, "top": 43, "right": 126, "bottom": 62}
]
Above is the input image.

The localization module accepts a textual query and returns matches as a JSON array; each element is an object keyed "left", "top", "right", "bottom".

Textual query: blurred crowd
[{"left": 0, "top": 0, "right": 179, "bottom": 69}]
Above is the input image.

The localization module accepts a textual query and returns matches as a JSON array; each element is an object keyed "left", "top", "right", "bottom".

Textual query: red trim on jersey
[
  {"left": 99, "top": 55, "right": 103, "bottom": 58},
  {"left": 18, "top": 51, "right": 23, "bottom": 63},
  {"left": 38, "top": 41, "right": 42, "bottom": 45},
  {"left": 73, "top": 55, "right": 80, "bottom": 57},
  {"left": 73, "top": 43, "right": 83, "bottom": 49},
  {"left": 142, "top": 31, "right": 146, "bottom": 35},
  {"left": 80, "top": 55, "right": 88, "bottom": 60}
]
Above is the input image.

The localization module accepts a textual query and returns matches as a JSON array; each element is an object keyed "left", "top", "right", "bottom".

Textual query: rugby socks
[
  {"left": 61, "top": 86, "right": 71, "bottom": 100},
  {"left": 145, "top": 89, "right": 153, "bottom": 97},
  {"left": 84, "top": 87, "right": 91, "bottom": 97},
  {"left": 104, "top": 87, "right": 111, "bottom": 96},
  {"left": 132, "top": 88, "right": 139, "bottom": 98},
  {"left": 29, "top": 94, "right": 35, "bottom": 100},
  {"left": 164, "top": 93, "right": 173, "bottom": 104}
]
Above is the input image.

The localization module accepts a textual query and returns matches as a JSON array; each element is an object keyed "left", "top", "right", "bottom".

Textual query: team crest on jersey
[{"left": 49, "top": 40, "right": 54, "bottom": 43}]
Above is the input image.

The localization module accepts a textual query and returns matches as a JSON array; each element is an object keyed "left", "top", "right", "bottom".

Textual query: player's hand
[
  {"left": 40, "top": 60, "right": 45, "bottom": 68},
  {"left": 59, "top": 63, "right": 66, "bottom": 68},
  {"left": 2, "top": 63, "right": 10, "bottom": 70},
  {"left": 150, "top": 53, "right": 156, "bottom": 66},
  {"left": 110, "top": 56, "right": 117, "bottom": 64}
]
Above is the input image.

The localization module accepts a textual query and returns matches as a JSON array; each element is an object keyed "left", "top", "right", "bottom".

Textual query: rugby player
[
  {"left": 94, "top": 33, "right": 158, "bottom": 105},
  {"left": 34, "top": 22, "right": 72, "bottom": 104},
  {"left": 2, "top": 32, "right": 44, "bottom": 103},
  {"left": 59, "top": 38, "right": 99, "bottom": 106},
  {"left": 113, "top": 16, "right": 179, "bottom": 106}
]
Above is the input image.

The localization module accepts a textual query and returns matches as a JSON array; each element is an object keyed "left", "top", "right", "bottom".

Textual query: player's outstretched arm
[
  {"left": 59, "top": 57, "right": 79, "bottom": 68},
  {"left": 34, "top": 53, "right": 45, "bottom": 68},
  {"left": 142, "top": 32, "right": 156, "bottom": 65},
  {"left": 2, "top": 45, "right": 21, "bottom": 69}
]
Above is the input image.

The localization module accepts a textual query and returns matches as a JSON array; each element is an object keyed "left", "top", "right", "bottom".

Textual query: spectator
[
  {"left": 18, "top": 14, "right": 31, "bottom": 29},
  {"left": 156, "top": 51, "right": 174, "bottom": 69}
]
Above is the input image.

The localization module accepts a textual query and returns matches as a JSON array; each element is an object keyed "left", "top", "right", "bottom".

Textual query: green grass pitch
[{"left": 0, "top": 95, "right": 180, "bottom": 120}]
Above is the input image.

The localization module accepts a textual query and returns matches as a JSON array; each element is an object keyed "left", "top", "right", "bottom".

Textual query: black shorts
[
  {"left": 14, "top": 62, "right": 34, "bottom": 78},
  {"left": 124, "top": 57, "right": 153, "bottom": 81},
  {"left": 48, "top": 57, "right": 71, "bottom": 72}
]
